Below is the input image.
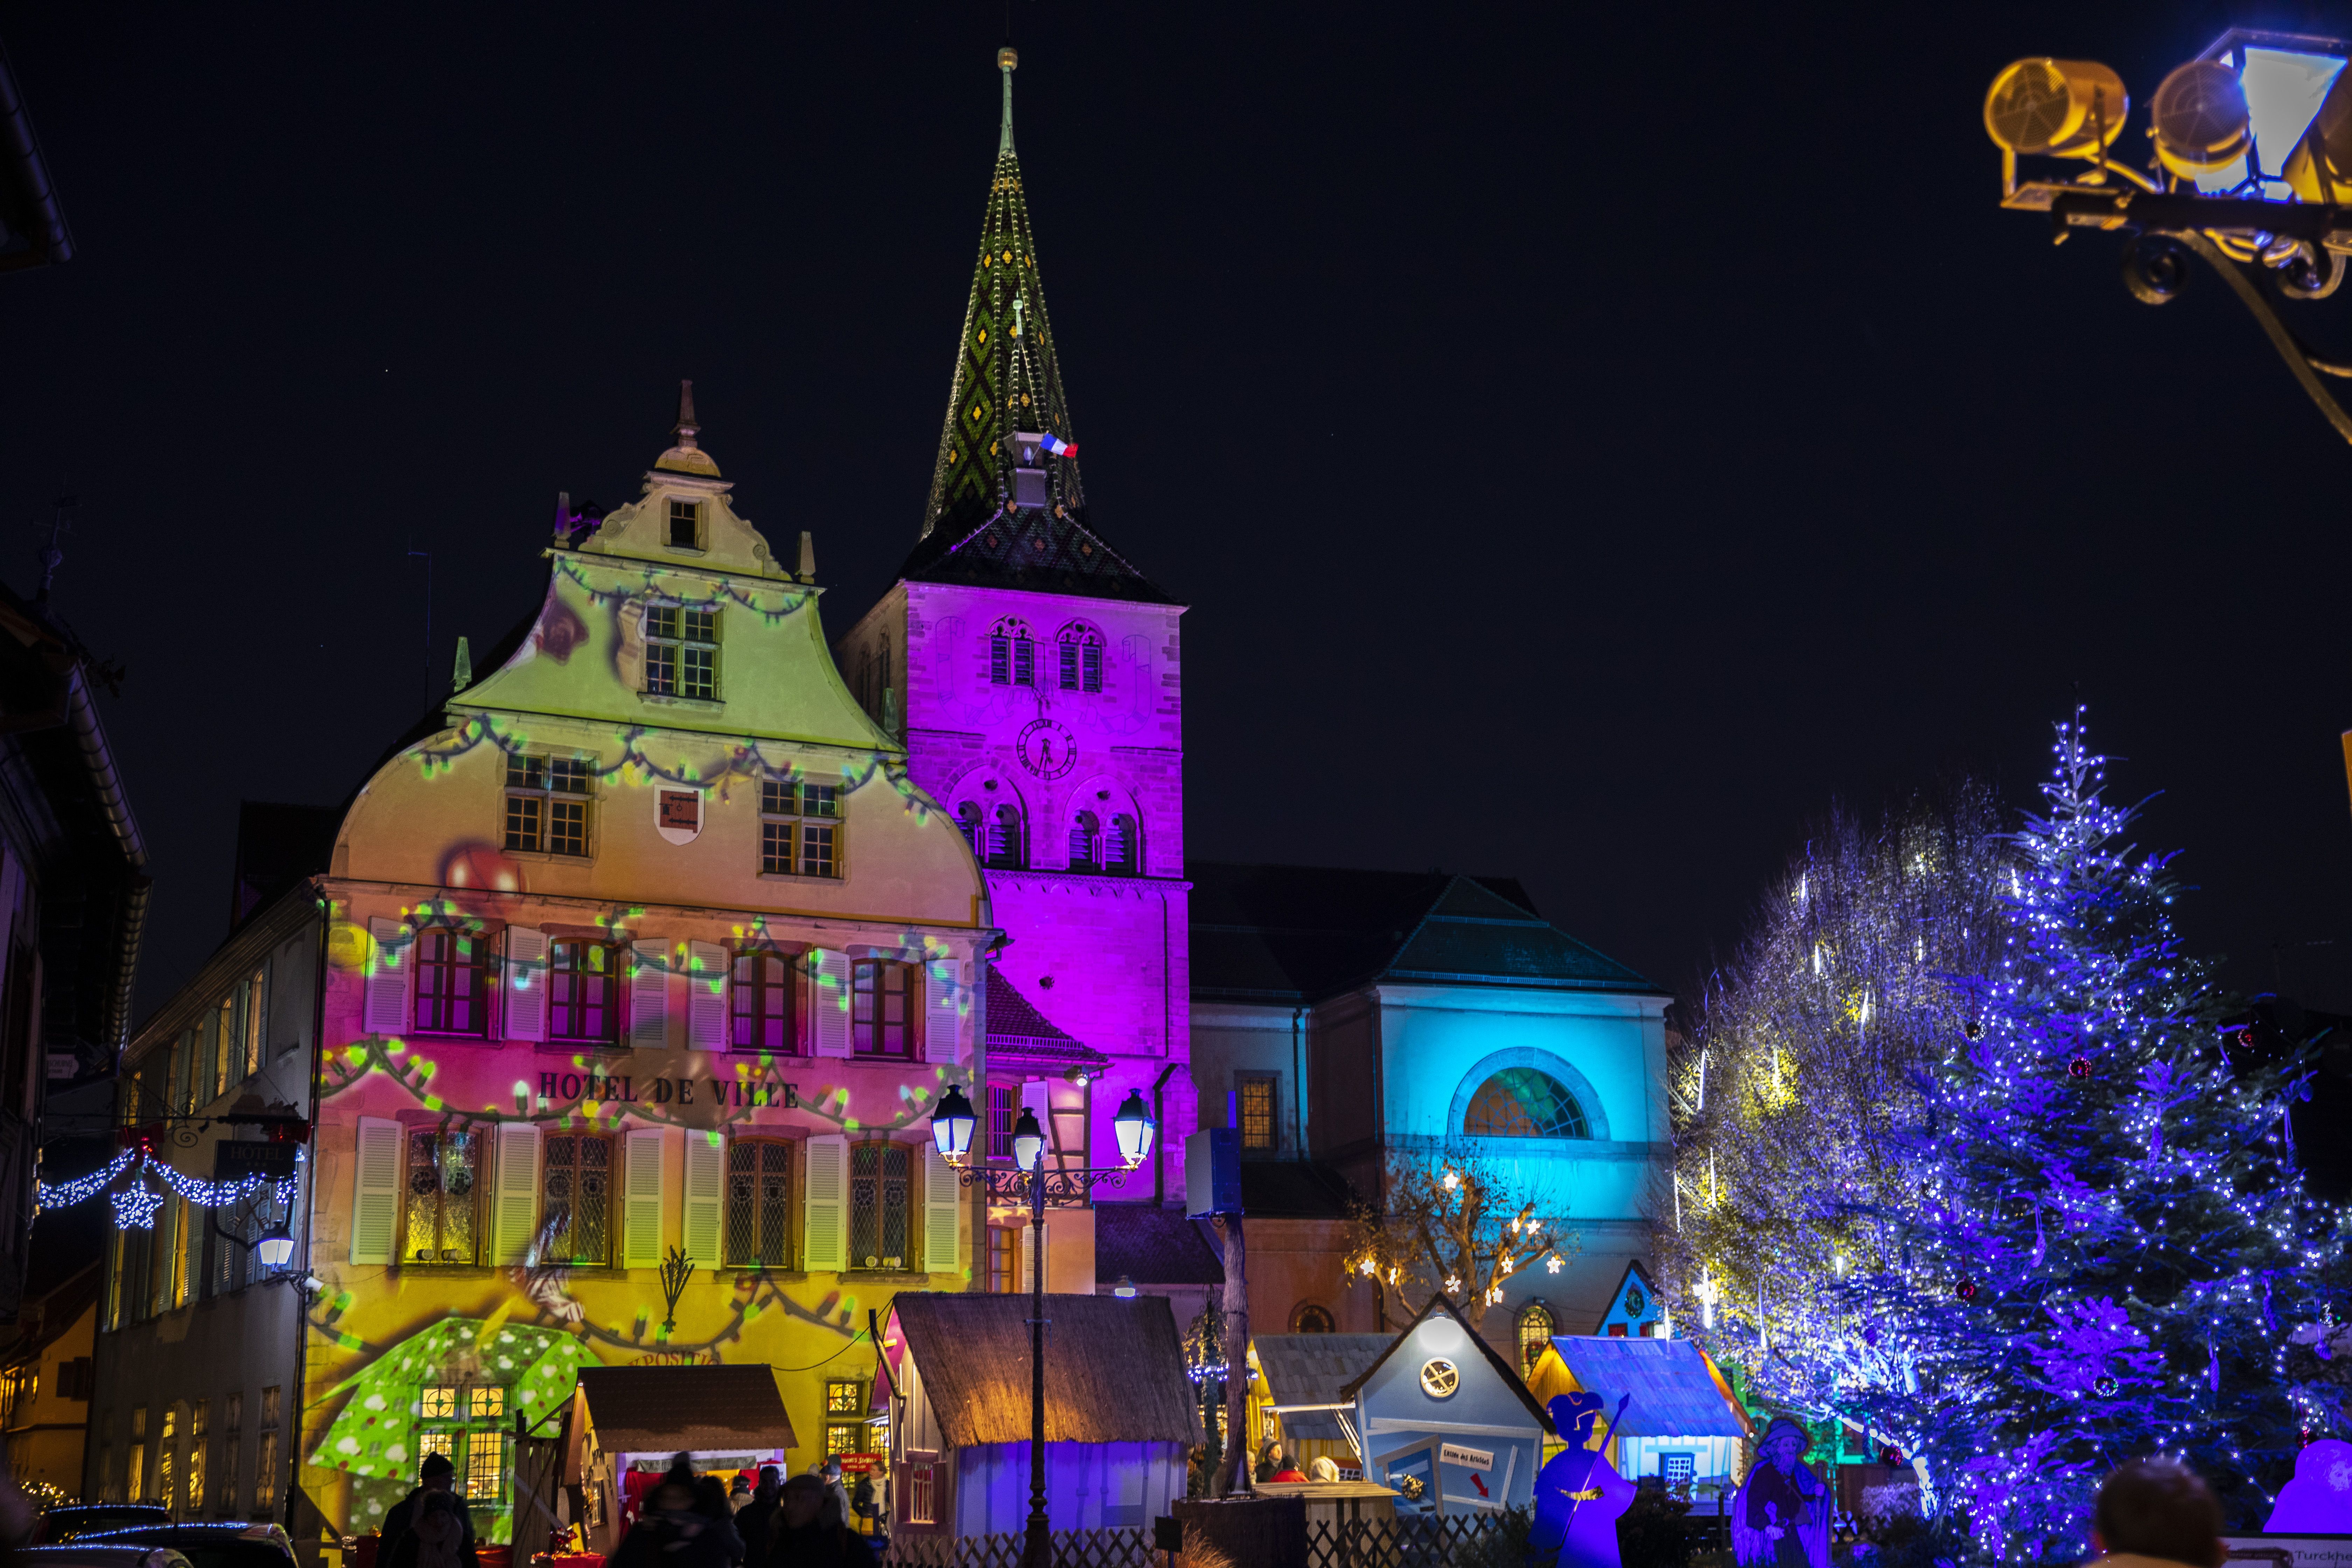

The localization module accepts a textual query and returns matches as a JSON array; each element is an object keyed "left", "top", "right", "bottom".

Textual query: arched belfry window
[
  {"left": 1104, "top": 813, "right": 1140, "bottom": 876},
  {"left": 1464, "top": 1068, "right": 1591, "bottom": 1139},
  {"left": 953, "top": 783, "right": 1026, "bottom": 869},
  {"left": 955, "top": 802, "right": 985, "bottom": 857},
  {"left": 1056, "top": 622, "right": 1104, "bottom": 692},
  {"left": 989, "top": 617, "right": 1035, "bottom": 687},
  {"left": 1068, "top": 810, "right": 1101, "bottom": 871},
  {"left": 988, "top": 804, "right": 1025, "bottom": 869}
]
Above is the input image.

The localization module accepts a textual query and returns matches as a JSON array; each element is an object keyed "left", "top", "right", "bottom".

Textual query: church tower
[{"left": 838, "top": 50, "right": 1192, "bottom": 1236}]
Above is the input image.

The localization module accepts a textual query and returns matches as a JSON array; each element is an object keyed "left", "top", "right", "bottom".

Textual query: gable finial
[
  {"left": 998, "top": 48, "right": 1017, "bottom": 155},
  {"left": 654, "top": 378, "right": 721, "bottom": 477},
  {"left": 673, "top": 379, "right": 700, "bottom": 449}
]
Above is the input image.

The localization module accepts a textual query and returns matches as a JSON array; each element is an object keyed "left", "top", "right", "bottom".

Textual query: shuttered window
[
  {"left": 724, "top": 1140, "right": 792, "bottom": 1268},
  {"left": 848, "top": 1142, "right": 910, "bottom": 1271},
  {"left": 542, "top": 1135, "right": 612, "bottom": 1265}
]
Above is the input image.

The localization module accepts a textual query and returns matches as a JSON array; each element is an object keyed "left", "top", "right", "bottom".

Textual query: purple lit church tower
[{"left": 838, "top": 49, "right": 1192, "bottom": 1266}]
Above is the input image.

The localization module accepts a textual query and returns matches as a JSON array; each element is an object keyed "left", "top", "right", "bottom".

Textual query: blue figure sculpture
[
  {"left": 1528, "top": 1392, "right": 1635, "bottom": 1568},
  {"left": 1731, "top": 1417, "right": 1829, "bottom": 1568}
]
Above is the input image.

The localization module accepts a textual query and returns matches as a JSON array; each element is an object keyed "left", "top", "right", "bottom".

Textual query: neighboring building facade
[
  {"left": 94, "top": 403, "right": 996, "bottom": 1550},
  {"left": 836, "top": 48, "right": 1192, "bottom": 1292},
  {"left": 1, "top": 1260, "right": 99, "bottom": 1499}
]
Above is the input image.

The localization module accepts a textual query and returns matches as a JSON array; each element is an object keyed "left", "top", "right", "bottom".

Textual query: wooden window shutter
[
  {"left": 922, "top": 1144, "right": 960, "bottom": 1275},
  {"left": 686, "top": 941, "right": 728, "bottom": 1052},
  {"left": 808, "top": 951, "right": 852, "bottom": 1058},
  {"left": 682, "top": 1130, "right": 724, "bottom": 1266},
  {"left": 492, "top": 1123, "right": 541, "bottom": 1265},
  {"left": 1018, "top": 1221, "right": 1038, "bottom": 1294},
  {"left": 364, "top": 919, "right": 414, "bottom": 1036},
  {"left": 629, "top": 941, "right": 669, "bottom": 1049},
  {"left": 623, "top": 1127, "right": 667, "bottom": 1269},
  {"left": 349, "top": 1117, "right": 403, "bottom": 1265},
  {"left": 924, "top": 960, "right": 963, "bottom": 1065},
  {"left": 803, "top": 1134, "right": 847, "bottom": 1272},
  {"left": 504, "top": 927, "right": 549, "bottom": 1043}
]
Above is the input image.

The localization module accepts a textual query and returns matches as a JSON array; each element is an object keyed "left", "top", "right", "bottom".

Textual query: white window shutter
[
  {"left": 364, "top": 918, "right": 413, "bottom": 1036},
  {"left": 810, "top": 950, "right": 852, "bottom": 1057},
  {"left": 682, "top": 1131, "right": 724, "bottom": 1266},
  {"left": 630, "top": 941, "right": 670, "bottom": 1049},
  {"left": 1018, "top": 1221, "right": 1038, "bottom": 1294},
  {"left": 504, "top": 927, "right": 549, "bottom": 1043},
  {"left": 350, "top": 1116, "right": 403, "bottom": 1265},
  {"left": 922, "top": 1144, "right": 961, "bottom": 1275},
  {"left": 803, "top": 1134, "right": 847, "bottom": 1272},
  {"left": 181, "top": 1197, "right": 205, "bottom": 1301},
  {"left": 493, "top": 1123, "right": 541, "bottom": 1264},
  {"left": 623, "top": 1127, "right": 667, "bottom": 1269},
  {"left": 925, "top": 961, "right": 963, "bottom": 1065},
  {"left": 686, "top": 942, "right": 728, "bottom": 1052}
]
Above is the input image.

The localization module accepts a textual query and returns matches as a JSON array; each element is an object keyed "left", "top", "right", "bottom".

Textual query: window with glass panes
[
  {"left": 987, "top": 1225, "right": 1017, "bottom": 1293},
  {"left": 667, "top": 498, "right": 701, "bottom": 548},
  {"left": 413, "top": 926, "right": 490, "bottom": 1035},
  {"left": 847, "top": 1141, "right": 910, "bottom": 1269},
  {"left": 506, "top": 756, "right": 592, "bottom": 856},
  {"left": 405, "top": 1128, "right": 481, "bottom": 1264},
  {"left": 730, "top": 950, "right": 796, "bottom": 1052},
  {"left": 416, "top": 1387, "right": 510, "bottom": 1504},
  {"left": 852, "top": 960, "right": 913, "bottom": 1057},
  {"left": 1238, "top": 1076, "right": 1278, "bottom": 1153},
  {"left": 1515, "top": 1303, "right": 1555, "bottom": 1375},
  {"left": 543, "top": 1135, "right": 612, "bottom": 1263},
  {"left": 645, "top": 604, "right": 718, "bottom": 700},
  {"left": 761, "top": 780, "right": 840, "bottom": 878},
  {"left": 987, "top": 618, "right": 1034, "bottom": 687},
  {"left": 986, "top": 1084, "right": 1016, "bottom": 1161},
  {"left": 1056, "top": 625, "right": 1102, "bottom": 692},
  {"left": 549, "top": 941, "right": 616, "bottom": 1043},
  {"left": 724, "top": 1141, "right": 792, "bottom": 1267}
]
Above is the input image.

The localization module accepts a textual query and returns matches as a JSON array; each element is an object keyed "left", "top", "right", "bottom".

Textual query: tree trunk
[{"left": 1214, "top": 1212, "right": 1249, "bottom": 1496}]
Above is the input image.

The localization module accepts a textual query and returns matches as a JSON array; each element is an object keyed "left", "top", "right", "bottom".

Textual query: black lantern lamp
[
  {"left": 932, "top": 1083, "right": 977, "bottom": 1164},
  {"left": 1011, "top": 1106, "right": 1046, "bottom": 1172},
  {"left": 1112, "top": 1088, "right": 1155, "bottom": 1166}
]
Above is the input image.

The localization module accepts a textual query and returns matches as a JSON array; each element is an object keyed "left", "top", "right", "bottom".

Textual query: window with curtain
[{"left": 542, "top": 1135, "right": 612, "bottom": 1264}]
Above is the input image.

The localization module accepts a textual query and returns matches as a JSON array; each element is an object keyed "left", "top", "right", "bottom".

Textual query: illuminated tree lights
[
  {"left": 1672, "top": 717, "right": 2351, "bottom": 1560},
  {"left": 43, "top": 1146, "right": 301, "bottom": 1231}
]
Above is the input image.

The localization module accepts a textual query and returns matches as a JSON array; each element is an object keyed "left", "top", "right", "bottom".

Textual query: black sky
[{"left": 6, "top": 0, "right": 2352, "bottom": 1024}]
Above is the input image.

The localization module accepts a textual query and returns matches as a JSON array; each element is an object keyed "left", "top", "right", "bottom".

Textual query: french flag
[{"left": 1040, "top": 433, "right": 1077, "bottom": 458}]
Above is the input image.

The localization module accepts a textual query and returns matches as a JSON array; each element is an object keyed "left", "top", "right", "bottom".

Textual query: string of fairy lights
[
  {"left": 39, "top": 1145, "right": 301, "bottom": 1231},
  {"left": 1666, "top": 715, "right": 2348, "bottom": 1559}
]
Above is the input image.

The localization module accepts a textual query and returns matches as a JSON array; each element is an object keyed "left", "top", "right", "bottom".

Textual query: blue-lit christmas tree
[{"left": 1832, "top": 716, "right": 2345, "bottom": 1559}]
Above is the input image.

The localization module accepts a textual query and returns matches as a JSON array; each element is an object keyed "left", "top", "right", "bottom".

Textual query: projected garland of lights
[
  {"left": 548, "top": 555, "right": 815, "bottom": 624},
  {"left": 1987, "top": 29, "right": 2352, "bottom": 444},
  {"left": 44, "top": 1146, "right": 301, "bottom": 1231},
  {"left": 1672, "top": 715, "right": 2347, "bottom": 1558}
]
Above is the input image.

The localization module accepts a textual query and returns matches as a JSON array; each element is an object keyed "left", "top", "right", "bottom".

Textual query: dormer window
[
  {"left": 667, "top": 499, "right": 702, "bottom": 549},
  {"left": 646, "top": 605, "right": 719, "bottom": 700}
]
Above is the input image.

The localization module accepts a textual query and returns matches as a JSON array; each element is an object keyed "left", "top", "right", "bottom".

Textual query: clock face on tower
[{"left": 1016, "top": 718, "right": 1077, "bottom": 779}]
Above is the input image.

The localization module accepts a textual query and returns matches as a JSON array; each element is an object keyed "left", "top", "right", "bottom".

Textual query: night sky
[{"left": 6, "top": 1, "right": 2352, "bottom": 1026}]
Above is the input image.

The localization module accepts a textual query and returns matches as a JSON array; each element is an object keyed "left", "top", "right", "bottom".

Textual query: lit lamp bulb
[
  {"left": 1112, "top": 1088, "right": 1155, "bottom": 1167},
  {"left": 930, "top": 1083, "right": 977, "bottom": 1165},
  {"left": 257, "top": 1224, "right": 295, "bottom": 1270},
  {"left": 1011, "top": 1106, "right": 1046, "bottom": 1173}
]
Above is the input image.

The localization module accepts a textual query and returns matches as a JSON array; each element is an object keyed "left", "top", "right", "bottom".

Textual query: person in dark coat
[
  {"left": 736, "top": 1465, "right": 782, "bottom": 1566},
  {"left": 381, "top": 1455, "right": 480, "bottom": 1568},
  {"left": 767, "top": 1475, "right": 873, "bottom": 1568},
  {"left": 609, "top": 1478, "right": 741, "bottom": 1568}
]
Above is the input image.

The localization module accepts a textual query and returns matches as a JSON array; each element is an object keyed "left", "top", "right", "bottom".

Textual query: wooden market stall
[
  {"left": 1338, "top": 1297, "right": 1554, "bottom": 1518},
  {"left": 879, "top": 1292, "right": 1199, "bottom": 1541},
  {"left": 1526, "top": 1334, "right": 1753, "bottom": 1503},
  {"left": 570, "top": 1365, "right": 797, "bottom": 1554}
]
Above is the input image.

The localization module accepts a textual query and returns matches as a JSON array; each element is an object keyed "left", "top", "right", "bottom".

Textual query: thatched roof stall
[{"left": 881, "top": 1292, "right": 1199, "bottom": 1538}]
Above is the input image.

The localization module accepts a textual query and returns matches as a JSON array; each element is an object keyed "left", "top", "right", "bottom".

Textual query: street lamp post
[
  {"left": 930, "top": 1083, "right": 1156, "bottom": 1568},
  {"left": 1987, "top": 29, "right": 2352, "bottom": 444}
]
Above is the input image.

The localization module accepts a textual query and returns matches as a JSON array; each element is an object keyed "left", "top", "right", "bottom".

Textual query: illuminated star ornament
[{"left": 112, "top": 1182, "right": 164, "bottom": 1231}]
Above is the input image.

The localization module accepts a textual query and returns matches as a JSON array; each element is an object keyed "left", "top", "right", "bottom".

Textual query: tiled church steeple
[{"left": 903, "top": 50, "right": 1173, "bottom": 606}]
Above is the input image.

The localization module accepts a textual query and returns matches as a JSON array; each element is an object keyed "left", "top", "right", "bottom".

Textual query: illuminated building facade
[
  {"left": 90, "top": 402, "right": 994, "bottom": 1542},
  {"left": 836, "top": 47, "right": 1192, "bottom": 1289}
]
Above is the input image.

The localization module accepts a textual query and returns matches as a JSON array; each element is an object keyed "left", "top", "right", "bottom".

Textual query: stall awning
[
  {"left": 1544, "top": 1336, "right": 1751, "bottom": 1438},
  {"left": 1254, "top": 1334, "right": 1390, "bottom": 1446},
  {"left": 578, "top": 1365, "right": 797, "bottom": 1455}
]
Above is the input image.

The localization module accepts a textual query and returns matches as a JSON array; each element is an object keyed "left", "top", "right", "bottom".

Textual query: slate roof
[
  {"left": 1254, "top": 1333, "right": 1391, "bottom": 1444},
  {"left": 889, "top": 1292, "right": 1199, "bottom": 1447},
  {"left": 577, "top": 1365, "right": 796, "bottom": 1455},
  {"left": 1188, "top": 863, "right": 1657, "bottom": 1004},
  {"left": 985, "top": 969, "right": 1108, "bottom": 1071},
  {"left": 1544, "top": 1336, "right": 1751, "bottom": 1438},
  {"left": 900, "top": 504, "right": 1175, "bottom": 606},
  {"left": 1094, "top": 1204, "right": 1224, "bottom": 1286},
  {"left": 1239, "top": 1162, "right": 1355, "bottom": 1219}
]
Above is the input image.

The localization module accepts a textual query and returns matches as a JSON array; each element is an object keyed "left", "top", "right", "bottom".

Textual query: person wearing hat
[
  {"left": 1732, "top": 1418, "right": 1829, "bottom": 1568},
  {"left": 379, "top": 1453, "right": 481, "bottom": 1568},
  {"left": 1529, "top": 1392, "right": 1634, "bottom": 1568}
]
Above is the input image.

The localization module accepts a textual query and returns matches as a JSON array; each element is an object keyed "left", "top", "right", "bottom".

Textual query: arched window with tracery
[
  {"left": 1464, "top": 1068, "right": 1591, "bottom": 1139},
  {"left": 1105, "top": 813, "right": 1140, "bottom": 876},
  {"left": 1516, "top": 1302, "right": 1556, "bottom": 1374},
  {"left": 989, "top": 617, "right": 1035, "bottom": 688},
  {"left": 1290, "top": 1302, "right": 1335, "bottom": 1334},
  {"left": 1056, "top": 622, "right": 1104, "bottom": 692},
  {"left": 1068, "top": 810, "right": 1101, "bottom": 871},
  {"left": 955, "top": 802, "right": 985, "bottom": 858}
]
